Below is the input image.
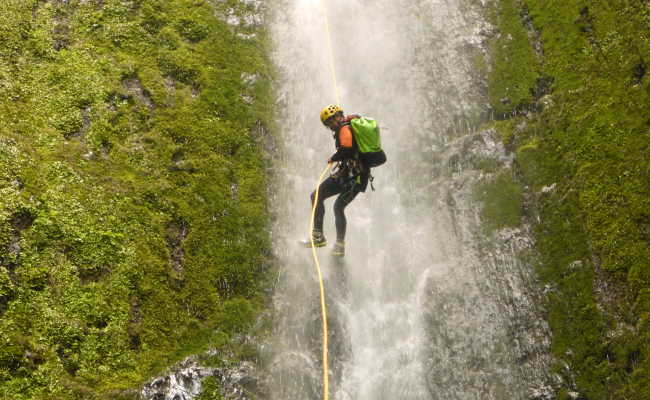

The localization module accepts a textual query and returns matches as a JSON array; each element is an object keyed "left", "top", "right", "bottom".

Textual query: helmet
[{"left": 320, "top": 104, "right": 343, "bottom": 124}]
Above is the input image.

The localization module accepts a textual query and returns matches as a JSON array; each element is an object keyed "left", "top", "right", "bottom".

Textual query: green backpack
[{"left": 350, "top": 117, "right": 387, "bottom": 168}]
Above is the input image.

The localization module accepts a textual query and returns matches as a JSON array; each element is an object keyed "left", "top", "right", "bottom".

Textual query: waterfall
[{"left": 266, "top": 0, "right": 553, "bottom": 399}]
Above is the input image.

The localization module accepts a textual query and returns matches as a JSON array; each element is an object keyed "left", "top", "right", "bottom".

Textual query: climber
[{"left": 302, "top": 105, "right": 371, "bottom": 257}]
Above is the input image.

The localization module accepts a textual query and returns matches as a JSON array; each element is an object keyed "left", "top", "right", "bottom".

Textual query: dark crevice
[
  {"left": 57, "top": 345, "right": 80, "bottom": 376},
  {"left": 576, "top": 7, "right": 601, "bottom": 52},
  {"left": 79, "top": 270, "right": 111, "bottom": 286},
  {"left": 166, "top": 218, "right": 189, "bottom": 285},
  {"left": 122, "top": 78, "right": 155, "bottom": 109},
  {"left": 576, "top": 7, "right": 594, "bottom": 34},
  {"left": 489, "top": 75, "right": 555, "bottom": 121},
  {"left": 91, "top": 318, "right": 108, "bottom": 329},
  {"left": 3, "top": 209, "right": 36, "bottom": 272},
  {"left": 52, "top": 21, "right": 71, "bottom": 51},
  {"left": 520, "top": 3, "right": 543, "bottom": 57},
  {"left": 626, "top": 349, "right": 640, "bottom": 373},
  {"left": 171, "top": 148, "right": 184, "bottom": 163},
  {"left": 128, "top": 295, "right": 142, "bottom": 350},
  {"left": 636, "top": 214, "right": 650, "bottom": 248},
  {"left": 11, "top": 208, "right": 35, "bottom": 232},
  {"left": 52, "top": 4, "right": 74, "bottom": 51},
  {"left": 603, "top": 347, "right": 616, "bottom": 363},
  {"left": 632, "top": 59, "right": 646, "bottom": 85},
  {"left": 531, "top": 76, "right": 554, "bottom": 101},
  {"left": 80, "top": 107, "right": 91, "bottom": 137},
  {"left": 169, "top": 148, "right": 198, "bottom": 173}
]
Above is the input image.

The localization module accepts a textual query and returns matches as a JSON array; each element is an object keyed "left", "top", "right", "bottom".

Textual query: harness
[{"left": 333, "top": 122, "right": 376, "bottom": 191}]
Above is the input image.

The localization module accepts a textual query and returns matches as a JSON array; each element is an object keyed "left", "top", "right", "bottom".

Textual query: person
[{"left": 302, "top": 105, "right": 370, "bottom": 257}]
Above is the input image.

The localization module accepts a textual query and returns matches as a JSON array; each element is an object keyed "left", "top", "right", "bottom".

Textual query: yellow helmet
[{"left": 320, "top": 104, "right": 343, "bottom": 124}]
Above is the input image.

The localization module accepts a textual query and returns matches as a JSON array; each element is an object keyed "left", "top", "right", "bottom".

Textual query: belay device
[{"left": 350, "top": 117, "right": 387, "bottom": 168}]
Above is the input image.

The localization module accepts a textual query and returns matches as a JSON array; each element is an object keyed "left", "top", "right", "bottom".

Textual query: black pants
[{"left": 310, "top": 176, "right": 361, "bottom": 242}]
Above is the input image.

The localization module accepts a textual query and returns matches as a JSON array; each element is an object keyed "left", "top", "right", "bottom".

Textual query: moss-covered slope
[
  {"left": 0, "top": 0, "right": 273, "bottom": 398},
  {"left": 487, "top": 0, "right": 650, "bottom": 398}
]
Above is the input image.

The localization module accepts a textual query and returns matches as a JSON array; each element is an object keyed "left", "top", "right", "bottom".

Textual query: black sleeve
[{"left": 330, "top": 147, "right": 356, "bottom": 162}]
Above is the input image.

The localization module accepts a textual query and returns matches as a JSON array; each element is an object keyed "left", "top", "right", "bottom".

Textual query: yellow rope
[
  {"left": 309, "top": 163, "right": 333, "bottom": 400},
  {"left": 311, "top": 1, "right": 340, "bottom": 399},
  {"left": 319, "top": 0, "right": 342, "bottom": 107}
]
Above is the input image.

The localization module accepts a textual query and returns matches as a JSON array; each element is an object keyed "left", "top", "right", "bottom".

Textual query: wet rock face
[
  {"left": 421, "top": 126, "right": 555, "bottom": 399},
  {"left": 140, "top": 355, "right": 262, "bottom": 400},
  {"left": 141, "top": 358, "right": 211, "bottom": 400}
]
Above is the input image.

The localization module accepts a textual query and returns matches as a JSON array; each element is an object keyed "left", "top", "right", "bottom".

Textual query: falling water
[{"left": 266, "top": 0, "right": 552, "bottom": 399}]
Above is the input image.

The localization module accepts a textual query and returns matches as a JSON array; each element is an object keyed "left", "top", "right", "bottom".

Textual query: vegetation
[
  {"left": 486, "top": 0, "right": 650, "bottom": 398},
  {"left": 486, "top": 0, "right": 541, "bottom": 117},
  {"left": 474, "top": 170, "right": 523, "bottom": 232},
  {"left": 0, "top": 0, "right": 275, "bottom": 398},
  {"left": 196, "top": 377, "right": 226, "bottom": 400}
]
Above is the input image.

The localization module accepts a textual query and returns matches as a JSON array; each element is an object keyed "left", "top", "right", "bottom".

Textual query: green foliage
[
  {"left": 487, "top": 0, "right": 542, "bottom": 115},
  {"left": 475, "top": 171, "right": 523, "bottom": 232},
  {"left": 514, "top": 138, "right": 540, "bottom": 186},
  {"left": 491, "top": 119, "right": 517, "bottom": 147},
  {"left": 488, "top": 0, "right": 650, "bottom": 396},
  {"left": 158, "top": 46, "right": 202, "bottom": 84},
  {"left": 0, "top": 0, "right": 275, "bottom": 398},
  {"left": 218, "top": 297, "right": 255, "bottom": 334},
  {"left": 196, "top": 376, "right": 226, "bottom": 400}
]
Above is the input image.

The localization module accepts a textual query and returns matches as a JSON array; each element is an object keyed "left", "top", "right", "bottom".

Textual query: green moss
[
  {"left": 487, "top": 0, "right": 542, "bottom": 116},
  {"left": 196, "top": 376, "right": 226, "bottom": 400},
  {"left": 491, "top": 119, "right": 517, "bottom": 147},
  {"left": 474, "top": 171, "right": 524, "bottom": 232},
  {"left": 0, "top": 0, "right": 275, "bottom": 398},
  {"left": 514, "top": 138, "right": 539, "bottom": 184},
  {"left": 488, "top": 0, "right": 650, "bottom": 396}
]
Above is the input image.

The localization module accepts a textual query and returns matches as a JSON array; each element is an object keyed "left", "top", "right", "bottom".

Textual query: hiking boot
[
  {"left": 332, "top": 240, "right": 345, "bottom": 257},
  {"left": 301, "top": 231, "right": 327, "bottom": 248}
]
